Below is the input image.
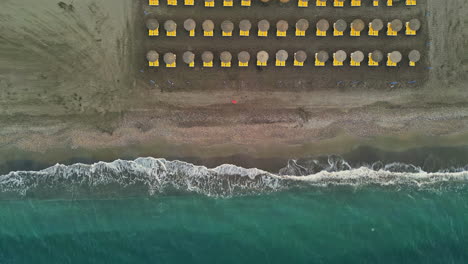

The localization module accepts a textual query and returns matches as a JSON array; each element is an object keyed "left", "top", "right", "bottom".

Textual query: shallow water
[
  {"left": 2, "top": 156, "right": 468, "bottom": 199},
  {"left": 1, "top": 156, "right": 468, "bottom": 263},
  {"left": 1, "top": 186, "right": 467, "bottom": 263}
]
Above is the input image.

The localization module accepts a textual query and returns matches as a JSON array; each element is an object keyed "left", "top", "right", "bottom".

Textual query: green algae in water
[{"left": 0, "top": 187, "right": 467, "bottom": 264}]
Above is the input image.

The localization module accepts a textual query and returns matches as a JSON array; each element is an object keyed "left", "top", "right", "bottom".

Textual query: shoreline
[{"left": 2, "top": 134, "right": 468, "bottom": 174}]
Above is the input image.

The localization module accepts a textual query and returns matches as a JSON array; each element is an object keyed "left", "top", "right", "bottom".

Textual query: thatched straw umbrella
[
  {"left": 277, "top": 20, "right": 289, "bottom": 32},
  {"left": 351, "top": 19, "right": 365, "bottom": 32},
  {"left": 258, "top": 20, "right": 270, "bottom": 31},
  {"left": 389, "top": 51, "right": 402, "bottom": 63},
  {"left": 390, "top": 19, "right": 403, "bottom": 32},
  {"left": 184, "top": 19, "right": 196, "bottom": 32},
  {"left": 276, "top": 50, "right": 288, "bottom": 62},
  {"left": 202, "top": 20, "right": 215, "bottom": 32},
  {"left": 146, "top": 19, "right": 159, "bottom": 30},
  {"left": 296, "top": 19, "right": 309, "bottom": 31},
  {"left": 351, "top": 51, "right": 364, "bottom": 63},
  {"left": 408, "top": 18, "right": 421, "bottom": 31},
  {"left": 221, "top": 20, "right": 234, "bottom": 34},
  {"left": 408, "top": 50, "right": 421, "bottom": 63},
  {"left": 294, "top": 50, "right": 307, "bottom": 63},
  {"left": 370, "top": 19, "right": 383, "bottom": 31},
  {"left": 260, "top": 0, "right": 270, "bottom": 2},
  {"left": 202, "top": 51, "right": 214, "bottom": 63},
  {"left": 317, "top": 19, "right": 330, "bottom": 31},
  {"left": 163, "top": 52, "right": 176, "bottom": 65},
  {"left": 238, "top": 51, "right": 250, "bottom": 63},
  {"left": 316, "top": 51, "right": 329, "bottom": 63},
  {"left": 370, "top": 50, "right": 384, "bottom": 62},
  {"left": 164, "top": 20, "right": 177, "bottom": 32},
  {"left": 257, "top": 51, "right": 269, "bottom": 63},
  {"left": 334, "top": 19, "right": 347, "bottom": 32},
  {"left": 146, "top": 50, "right": 159, "bottom": 62},
  {"left": 334, "top": 50, "right": 347, "bottom": 62},
  {"left": 183, "top": 51, "right": 195, "bottom": 64},
  {"left": 220, "top": 51, "right": 232, "bottom": 63},
  {"left": 239, "top": 20, "right": 252, "bottom": 32}
]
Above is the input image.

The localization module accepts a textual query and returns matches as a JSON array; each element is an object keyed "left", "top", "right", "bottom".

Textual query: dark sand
[
  {"left": 0, "top": 0, "right": 467, "bottom": 173},
  {"left": 139, "top": 0, "right": 429, "bottom": 92}
]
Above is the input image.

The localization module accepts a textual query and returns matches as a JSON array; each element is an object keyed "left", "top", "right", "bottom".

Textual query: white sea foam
[{"left": 0, "top": 157, "right": 467, "bottom": 198}]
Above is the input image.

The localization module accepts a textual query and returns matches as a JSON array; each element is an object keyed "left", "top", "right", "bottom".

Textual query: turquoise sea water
[{"left": 1, "top": 186, "right": 467, "bottom": 264}]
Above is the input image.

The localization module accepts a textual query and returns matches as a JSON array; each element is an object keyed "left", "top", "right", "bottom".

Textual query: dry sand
[{"left": 0, "top": 0, "right": 467, "bottom": 173}]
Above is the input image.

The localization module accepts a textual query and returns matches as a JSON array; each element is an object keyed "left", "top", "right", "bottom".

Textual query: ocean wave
[{"left": 1, "top": 157, "right": 468, "bottom": 198}]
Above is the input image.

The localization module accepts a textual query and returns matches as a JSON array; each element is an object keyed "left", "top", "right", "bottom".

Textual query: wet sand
[{"left": 0, "top": 0, "right": 467, "bottom": 173}]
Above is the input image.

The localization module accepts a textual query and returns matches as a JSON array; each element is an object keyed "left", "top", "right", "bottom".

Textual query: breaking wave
[{"left": 1, "top": 156, "right": 468, "bottom": 198}]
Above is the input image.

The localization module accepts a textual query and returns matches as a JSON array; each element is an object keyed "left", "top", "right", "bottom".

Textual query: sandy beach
[{"left": 0, "top": 0, "right": 467, "bottom": 173}]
